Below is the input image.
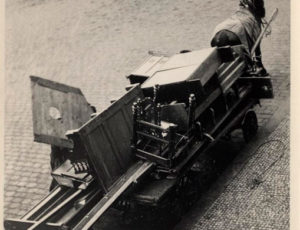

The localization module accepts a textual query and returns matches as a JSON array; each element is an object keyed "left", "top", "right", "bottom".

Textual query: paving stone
[{"left": 188, "top": 118, "right": 289, "bottom": 230}]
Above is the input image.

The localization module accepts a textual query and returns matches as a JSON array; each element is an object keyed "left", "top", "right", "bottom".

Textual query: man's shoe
[{"left": 254, "top": 67, "right": 268, "bottom": 76}]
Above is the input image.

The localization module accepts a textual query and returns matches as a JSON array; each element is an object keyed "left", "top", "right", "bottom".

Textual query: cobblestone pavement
[
  {"left": 4, "top": 0, "right": 290, "bottom": 227},
  {"left": 176, "top": 113, "right": 290, "bottom": 230}
]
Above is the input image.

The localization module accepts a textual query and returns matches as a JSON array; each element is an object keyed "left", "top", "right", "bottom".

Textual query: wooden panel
[
  {"left": 30, "top": 76, "right": 93, "bottom": 148},
  {"left": 190, "top": 48, "right": 222, "bottom": 85},
  {"left": 78, "top": 85, "right": 144, "bottom": 192}
]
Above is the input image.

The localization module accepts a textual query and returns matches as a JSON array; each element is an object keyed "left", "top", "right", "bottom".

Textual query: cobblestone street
[
  {"left": 4, "top": 0, "right": 290, "bottom": 229},
  {"left": 195, "top": 118, "right": 289, "bottom": 230},
  {"left": 176, "top": 108, "right": 290, "bottom": 230}
]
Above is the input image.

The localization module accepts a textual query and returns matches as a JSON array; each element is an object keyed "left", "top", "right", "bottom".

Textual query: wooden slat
[
  {"left": 30, "top": 76, "right": 83, "bottom": 95},
  {"left": 137, "top": 120, "right": 169, "bottom": 131},
  {"left": 101, "top": 125, "right": 127, "bottom": 170},
  {"left": 22, "top": 186, "right": 62, "bottom": 220},
  {"left": 136, "top": 149, "right": 171, "bottom": 167},
  {"left": 85, "top": 128, "right": 115, "bottom": 188},
  {"left": 220, "top": 61, "right": 246, "bottom": 92},
  {"left": 217, "top": 63, "right": 227, "bottom": 74},
  {"left": 217, "top": 57, "right": 242, "bottom": 82},
  {"left": 28, "top": 190, "right": 82, "bottom": 230},
  {"left": 136, "top": 131, "right": 169, "bottom": 144}
]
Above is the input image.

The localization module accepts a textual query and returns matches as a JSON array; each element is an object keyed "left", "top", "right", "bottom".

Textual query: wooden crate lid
[
  {"left": 30, "top": 76, "right": 93, "bottom": 148},
  {"left": 142, "top": 48, "right": 222, "bottom": 89}
]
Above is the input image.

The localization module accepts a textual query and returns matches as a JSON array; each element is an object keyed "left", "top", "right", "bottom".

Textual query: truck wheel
[{"left": 242, "top": 111, "right": 258, "bottom": 142}]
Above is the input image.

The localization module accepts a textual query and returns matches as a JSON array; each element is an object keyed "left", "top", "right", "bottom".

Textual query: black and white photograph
[{"left": 2, "top": 0, "right": 293, "bottom": 229}]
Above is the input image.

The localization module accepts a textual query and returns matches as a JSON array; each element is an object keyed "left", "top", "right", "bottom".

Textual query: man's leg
[{"left": 254, "top": 44, "right": 268, "bottom": 76}]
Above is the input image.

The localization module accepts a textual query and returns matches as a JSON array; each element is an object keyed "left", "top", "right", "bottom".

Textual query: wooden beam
[
  {"left": 30, "top": 75, "right": 83, "bottom": 95},
  {"left": 136, "top": 149, "right": 171, "bottom": 167},
  {"left": 34, "top": 134, "right": 73, "bottom": 149},
  {"left": 136, "top": 131, "right": 169, "bottom": 144},
  {"left": 28, "top": 190, "right": 82, "bottom": 230},
  {"left": 73, "top": 161, "right": 153, "bottom": 230},
  {"left": 21, "top": 186, "right": 62, "bottom": 220}
]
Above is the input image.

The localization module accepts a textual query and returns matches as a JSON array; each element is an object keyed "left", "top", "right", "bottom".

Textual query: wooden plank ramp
[
  {"left": 27, "top": 189, "right": 83, "bottom": 230},
  {"left": 73, "top": 161, "right": 153, "bottom": 230}
]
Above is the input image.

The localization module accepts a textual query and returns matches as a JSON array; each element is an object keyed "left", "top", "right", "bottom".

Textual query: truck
[{"left": 4, "top": 41, "right": 274, "bottom": 230}]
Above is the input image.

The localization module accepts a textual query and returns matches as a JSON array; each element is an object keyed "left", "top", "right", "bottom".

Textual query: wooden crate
[
  {"left": 30, "top": 76, "right": 93, "bottom": 148},
  {"left": 127, "top": 54, "right": 169, "bottom": 84},
  {"left": 78, "top": 85, "right": 144, "bottom": 192},
  {"left": 141, "top": 48, "right": 221, "bottom": 89}
]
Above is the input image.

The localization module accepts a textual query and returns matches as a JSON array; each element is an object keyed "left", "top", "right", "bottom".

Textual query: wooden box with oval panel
[{"left": 30, "top": 76, "right": 94, "bottom": 148}]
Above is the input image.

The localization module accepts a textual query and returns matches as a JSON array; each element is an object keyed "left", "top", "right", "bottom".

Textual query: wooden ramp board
[
  {"left": 78, "top": 85, "right": 144, "bottom": 192},
  {"left": 4, "top": 219, "right": 63, "bottom": 230},
  {"left": 30, "top": 76, "right": 93, "bottom": 148},
  {"left": 73, "top": 161, "right": 153, "bottom": 230}
]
